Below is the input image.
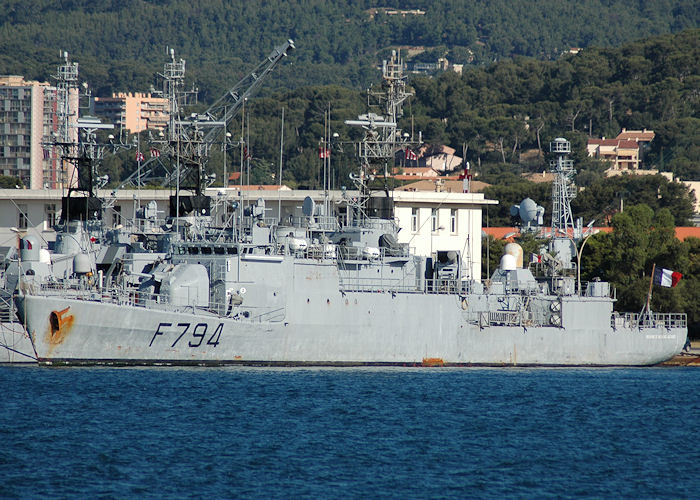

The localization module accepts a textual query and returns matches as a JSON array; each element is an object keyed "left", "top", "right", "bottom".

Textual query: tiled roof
[
  {"left": 485, "top": 226, "right": 700, "bottom": 241},
  {"left": 617, "top": 140, "right": 639, "bottom": 149},
  {"left": 675, "top": 227, "right": 700, "bottom": 240},
  {"left": 522, "top": 172, "right": 556, "bottom": 183},
  {"left": 616, "top": 129, "right": 655, "bottom": 142},
  {"left": 588, "top": 138, "right": 626, "bottom": 147}
]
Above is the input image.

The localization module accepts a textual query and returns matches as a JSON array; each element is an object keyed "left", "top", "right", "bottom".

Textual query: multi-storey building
[
  {"left": 0, "top": 75, "right": 68, "bottom": 189},
  {"left": 92, "top": 92, "right": 168, "bottom": 133}
]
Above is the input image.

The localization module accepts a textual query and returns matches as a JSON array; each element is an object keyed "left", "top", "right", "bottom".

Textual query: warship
[
  {"left": 12, "top": 49, "right": 688, "bottom": 366},
  {"left": 1, "top": 42, "right": 295, "bottom": 362}
]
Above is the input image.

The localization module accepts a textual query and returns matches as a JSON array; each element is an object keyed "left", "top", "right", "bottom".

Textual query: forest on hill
[
  {"left": 98, "top": 28, "right": 699, "bottom": 222},
  {"left": 2, "top": 1, "right": 698, "bottom": 224},
  {"left": 0, "top": 0, "right": 697, "bottom": 96},
  {"left": 2, "top": 1, "right": 697, "bottom": 194}
]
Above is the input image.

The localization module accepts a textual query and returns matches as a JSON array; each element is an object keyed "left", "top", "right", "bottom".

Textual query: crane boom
[
  {"left": 117, "top": 40, "right": 294, "bottom": 191},
  {"left": 202, "top": 39, "right": 294, "bottom": 146}
]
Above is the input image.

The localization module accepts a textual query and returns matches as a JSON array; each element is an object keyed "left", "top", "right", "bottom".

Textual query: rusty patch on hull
[
  {"left": 421, "top": 357, "right": 445, "bottom": 367},
  {"left": 46, "top": 306, "right": 74, "bottom": 346}
]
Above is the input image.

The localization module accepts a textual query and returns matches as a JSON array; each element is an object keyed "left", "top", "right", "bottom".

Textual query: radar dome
[
  {"left": 73, "top": 253, "right": 92, "bottom": 274},
  {"left": 499, "top": 253, "right": 517, "bottom": 271},
  {"left": 518, "top": 198, "right": 538, "bottom": 223},
  {"left": 510, "top": 197, "right": 544, "bottom": 226}
]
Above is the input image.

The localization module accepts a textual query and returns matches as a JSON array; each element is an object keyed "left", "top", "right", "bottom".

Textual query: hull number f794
[{"left": 149, "top": 322, "right": 223, "bottom": 348}]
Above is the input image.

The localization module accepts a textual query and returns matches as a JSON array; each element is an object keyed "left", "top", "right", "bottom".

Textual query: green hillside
[{"left": 0, "top": 0, "right": 697, "bottom": 97}]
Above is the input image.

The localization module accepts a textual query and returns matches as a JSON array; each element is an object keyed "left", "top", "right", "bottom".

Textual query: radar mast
[
  {"left": 548, "top": 137, "right": 578, "bottom": 269},
  {"left": 344, "top": 50, "right": 418, "bottom": 221}
]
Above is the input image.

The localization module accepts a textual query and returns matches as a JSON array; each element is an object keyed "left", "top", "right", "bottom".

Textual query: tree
[
  {"left": 581, "top": 203, "right": 686, "bottom": 313},
  {"left": 0, "top": 175, "right": 23, "bottom": 189}
]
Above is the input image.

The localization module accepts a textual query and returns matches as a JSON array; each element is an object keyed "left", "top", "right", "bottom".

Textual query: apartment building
[
  {"left": 586, "top": 129, "right": 656, "bottom": 173},
  {"left": 0, "top": 75, "right": 71, "bottom": 189},
  {"left": 92, "top": 92, "right": 168, "bottom": 133}
]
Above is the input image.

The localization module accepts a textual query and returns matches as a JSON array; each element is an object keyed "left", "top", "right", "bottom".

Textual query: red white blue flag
[{"left": 653, "top": 267, "right": 682, "bottom": 288}]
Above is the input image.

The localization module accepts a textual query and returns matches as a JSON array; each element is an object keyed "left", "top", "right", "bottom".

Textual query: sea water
[{"left": 1, "top": 366, "right": 698, "bottom": 499}]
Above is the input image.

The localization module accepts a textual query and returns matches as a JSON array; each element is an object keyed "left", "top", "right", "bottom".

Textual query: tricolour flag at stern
[{"left": 653, "top": 267, "right": 682, "bottom": 288}]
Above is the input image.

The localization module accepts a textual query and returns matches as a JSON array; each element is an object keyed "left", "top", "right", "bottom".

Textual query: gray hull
[
  {"left": 16, "top": 290, "right": 685, "bottom": 367},
  {"left": 0, "top": 321, "right": 36, "bottom": 363}
]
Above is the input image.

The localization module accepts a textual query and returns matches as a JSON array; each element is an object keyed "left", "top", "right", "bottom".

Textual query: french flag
[{"left": 653, "top": 267, "right": 682, "bottom": 288}]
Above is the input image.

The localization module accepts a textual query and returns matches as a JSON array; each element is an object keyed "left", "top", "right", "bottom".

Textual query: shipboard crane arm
[
  {"left": 114, "top": 40, "right": 295, "bottom": 193},
  {"left": 201, "top": 39, "right": 295, "bottom": 146}
]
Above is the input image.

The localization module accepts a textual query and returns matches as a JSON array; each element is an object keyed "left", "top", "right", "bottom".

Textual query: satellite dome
[
  {"left": 499, "top": 253, "right": 517, "bottom": 271},
  {"left": 519, "top": 198, "right": 538, "bottom": 223},
  {"left": 510, "top": 197, "right": 544, "bottom": 226}
]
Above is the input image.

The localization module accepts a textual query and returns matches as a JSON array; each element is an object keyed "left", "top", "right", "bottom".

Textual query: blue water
[{"left": 1, "top": 366, "right": 698, "bottom": 499}]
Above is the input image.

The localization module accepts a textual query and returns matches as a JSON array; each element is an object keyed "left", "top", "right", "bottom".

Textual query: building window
[
  {"left": 450, "top": 209, "right": 457, "bottom": 234},
  {"left": 431, "top": 208, "right": 438, "bottom": 232},
  {"left": 45, "top": 203, "right": 57, "bottom": 230},
  {"left": 411, "top": 208, "right": 418, "bottom": 232},
  {"left": 18, "top": 204, "right": 28, "bottom": 229},
  {"left": 113, "top": 205, "right": 122, "bottom": 226}
]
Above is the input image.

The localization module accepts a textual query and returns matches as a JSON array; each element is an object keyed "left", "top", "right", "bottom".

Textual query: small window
[
  {"left": 450, "top": 209, "right": 457, "bottom": 234},
  {"left": 411, "top": 208, "right": 418, "bottom": 232},
  {"left": 45, "top": 203, "right": 57, "bottom": 230},
  {"left": 18, "top": 204, "right": 28, "bottom": 230},
  {"left": 113, "top": 205, "right": 122, "bottom": 226},
  {"left": 431, "top": 208, "right": 438, "bottom": 233}
]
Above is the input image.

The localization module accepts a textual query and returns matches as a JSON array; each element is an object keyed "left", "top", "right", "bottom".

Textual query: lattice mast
[
  {"left": 53, "top": 51, "right": 80, "bottom": 190},
  {"left": 550, "top": 137, "right": 577, "bottom": 238},
  {"left": 117, "top": 41, "right": 294, "bottom": 193},
  {"left": 345, "top": 50, "right": 415, "bottom": 197}
]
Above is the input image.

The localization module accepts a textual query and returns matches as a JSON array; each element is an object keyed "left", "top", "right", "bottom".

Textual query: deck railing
[
  {"left": 613, "top": 312, "right": 687, "bottom": 329},
  {"left": 35, "top": 281, "right": 287, "bottom": 323}
]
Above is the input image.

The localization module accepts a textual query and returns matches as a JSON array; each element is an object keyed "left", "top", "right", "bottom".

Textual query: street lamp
[
  {"left": 576, "top": 228, "right": 599, "bottom": 295},
  {"left": 223, "top": 131, "right": 232, "bottom": 188}
]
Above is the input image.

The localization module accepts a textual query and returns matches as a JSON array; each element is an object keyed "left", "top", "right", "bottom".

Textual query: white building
[
  {"left": 392, "top": 190, "right": 496, "bottom": 279},
  {"left": 0, "top": 188, "right": 497, "bottom": 279}
]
